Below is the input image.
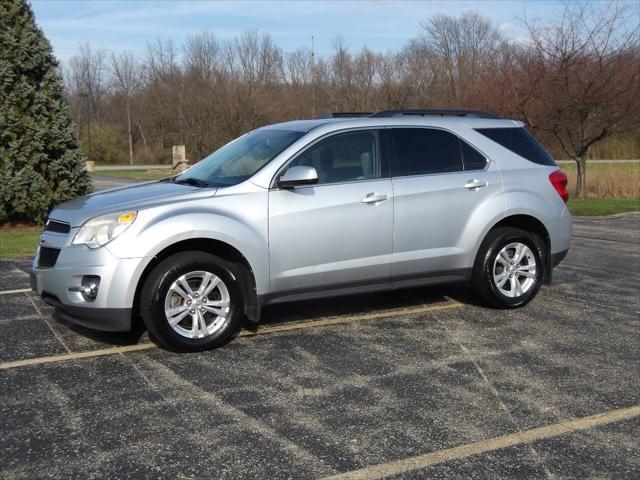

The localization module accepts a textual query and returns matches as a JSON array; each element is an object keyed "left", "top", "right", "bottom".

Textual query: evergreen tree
[{"left": 0, "top": 0, "right": 91, "bottom": 223}]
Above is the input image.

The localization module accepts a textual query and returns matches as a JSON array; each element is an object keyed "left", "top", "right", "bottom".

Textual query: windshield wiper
[{"left": 174, "top": 177, "right": 210, "bottom": 188}]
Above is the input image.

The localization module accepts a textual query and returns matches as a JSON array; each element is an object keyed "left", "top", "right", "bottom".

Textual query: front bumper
[
  {"left": 42, "top": 291, "right": 132, "bottom": 332},
  {"left": 31, "top": 242, "right": 146, "bottom": 332}
]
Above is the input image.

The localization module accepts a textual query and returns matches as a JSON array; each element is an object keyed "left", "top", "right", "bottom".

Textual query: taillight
[{"left": 549, "top": 170, "right": 569, "bottom": 204}]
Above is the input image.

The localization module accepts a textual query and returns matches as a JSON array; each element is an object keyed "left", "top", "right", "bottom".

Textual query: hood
[{"left": 49, "top": 180, "right": 217, "bottom": 227}]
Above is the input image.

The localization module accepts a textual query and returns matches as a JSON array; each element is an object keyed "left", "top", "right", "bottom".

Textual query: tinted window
[
  {"left": 460, "top": 140, "right": 487, "bottom": 170},
  {"left": 180, "top": 129, "right": 304, "bottom": 186},
  {"left": 392, "top": 128, "right": 463, "bottom": 176},
  {"left": 475, "top": 128, "right": 556, "bottom": 166},
  {"left": 288, "top": 130, "right": 381, "bottom": 185}
]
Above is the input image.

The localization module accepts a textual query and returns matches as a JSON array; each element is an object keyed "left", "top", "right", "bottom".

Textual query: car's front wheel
[
  {"left": 140, "top": 251, "right": 243, "bottom": 351},
  {"left": 472, "top": 227, "right": 545, "bottom": 308}
]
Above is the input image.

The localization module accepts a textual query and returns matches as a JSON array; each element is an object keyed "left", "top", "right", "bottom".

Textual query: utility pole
[
  {"left": 80, "top": 92, "right": 91, "bottom": 163},
  {"left": 178, "top": 79, "right": 184, "bottom": 145},
  {"left": 311, "top": 35, "right": 316, "bottom": 118}
]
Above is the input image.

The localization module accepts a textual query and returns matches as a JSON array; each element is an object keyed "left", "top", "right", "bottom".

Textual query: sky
[{"left": 28, "top": 0, "right": 623, "bottom": 63}]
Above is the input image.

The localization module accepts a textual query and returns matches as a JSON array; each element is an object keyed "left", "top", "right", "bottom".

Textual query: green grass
[
  {"left": 91, "top": 169, "right": 174, "bottom": 181},
  {"left": 568, "top": 198, "right": 640, "bottom": 216},
  {"left": 0, "top": 226, "right": 40, "bottom": 259}
]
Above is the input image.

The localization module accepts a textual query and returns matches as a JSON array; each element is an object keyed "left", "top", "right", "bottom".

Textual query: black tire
[
  {"left": 472, "top": 227, "right": 546, "bottom": 309},
  {"left": 140, "top": 251, "right": 243, "bottom": 352}
]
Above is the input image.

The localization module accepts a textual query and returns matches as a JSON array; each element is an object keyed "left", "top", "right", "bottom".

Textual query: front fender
[{"left": 106, "top": 194, "right": 269, "bottom": 308}]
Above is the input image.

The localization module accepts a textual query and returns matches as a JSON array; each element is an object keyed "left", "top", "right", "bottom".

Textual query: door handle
[
  {"left": 464, "top": 179, "right": 488, "bottom": 190},
  {"left": 362, "top": 193, "right": 389, "bottom": 204}
]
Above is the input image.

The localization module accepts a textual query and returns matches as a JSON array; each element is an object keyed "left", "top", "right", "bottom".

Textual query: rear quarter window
[
  {"left": 475, "top": 128, "right": 556, "bottom": 166},
  {"left": 460, "top": 140, "right": 487, "bottom": 170}
]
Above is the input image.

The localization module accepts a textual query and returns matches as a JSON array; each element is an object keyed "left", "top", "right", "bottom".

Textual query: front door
[{"left": 268, "top": 129, "right": 393, "bottom": 296}]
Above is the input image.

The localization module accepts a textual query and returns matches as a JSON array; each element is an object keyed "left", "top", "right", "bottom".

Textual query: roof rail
[
  {"left": 320, "top": 112, "right": 374, "bottom": 118},
  {"left": 369, "top": 109, "right": 498, "bottom": 119}
]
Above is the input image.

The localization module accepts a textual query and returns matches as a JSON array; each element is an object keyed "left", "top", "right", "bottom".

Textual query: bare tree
[
  {"left": 67, "top": 42, "right": 107, "bottom": 122},
  {"left": 401, "top": 40, "right": 440, "bottom": 107},
  {"left": 351, "top": 47, "right": 379, "bottom": 110},
  {"left": 420, "top": 12, "right": 501, "bottom": 103},
  {"left": 143, "top": 38, "right": 183, "bottom": 149},
  {"left": 516, "top": 1, "right": 640, "bottom": 197},
  {"left": 330, "top": 36, "right": 354, "bottom": 110},
  {"left": 258, "top": 33, "right": 284, "bottom": 86},
  {"left": 233, "top": 30, "right": 283, "bottom": 88},
  {"left": 145, "top": 38, "right": 179, "bottom": 85},
  {"left": 57, "top": 8, "right": 639, "bottom": 178},
  {"left": 184, "top": 31, "right": 221, "bottom": 83},
  {"left": 111, "top": 51, "right": 140, "bottom": 165},
  {"left": 377, "top": 52, "right": 411, "bottom": 108},
  {"left": 286, "top": 48, "right": 313, "bottom": 86}
]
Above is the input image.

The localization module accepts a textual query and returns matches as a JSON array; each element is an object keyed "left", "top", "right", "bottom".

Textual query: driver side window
[{"left": 288, "top": 130, "right": 381, "bottom": 185}]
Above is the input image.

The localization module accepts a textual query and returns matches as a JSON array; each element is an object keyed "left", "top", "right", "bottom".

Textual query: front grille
[
  {"left": 37, "top": 247, "right": 61, "bottom": 269},
  {"left": 44, "top": 219, "right": 71, "bottom": 234}
]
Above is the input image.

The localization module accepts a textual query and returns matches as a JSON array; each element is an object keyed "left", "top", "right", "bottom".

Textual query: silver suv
[{"left": 31, "top": 109, "right": 572, "bottom": 351}]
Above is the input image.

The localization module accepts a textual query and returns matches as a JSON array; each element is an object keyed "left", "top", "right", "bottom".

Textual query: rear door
[
  {"left": 268, "top": 129, "right": 394, "bottom": 295},
  {"left": 389, "top": 127, "right": 502, "bottom": 285}
]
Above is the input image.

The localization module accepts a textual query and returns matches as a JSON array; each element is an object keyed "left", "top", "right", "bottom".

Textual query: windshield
[{"left": 176, "top": 129, "right": 304, "bottom": 187}]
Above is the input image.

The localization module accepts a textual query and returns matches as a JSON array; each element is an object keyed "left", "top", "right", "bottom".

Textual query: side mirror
[{"left": 277, "top": 165, "right": 318, "bottom": 189}]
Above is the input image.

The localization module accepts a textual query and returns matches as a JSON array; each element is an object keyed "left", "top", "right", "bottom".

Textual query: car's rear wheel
[
  {"left": 140, "top": 251, "right": 243, "bottom": 351},
  {"left": 472, "top": 227, "right": 545, "bottom": 308}
]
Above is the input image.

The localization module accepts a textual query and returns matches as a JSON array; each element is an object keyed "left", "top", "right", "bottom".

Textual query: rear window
[{"left": 475, "top": 128, "right": 556, "bottom": 166}]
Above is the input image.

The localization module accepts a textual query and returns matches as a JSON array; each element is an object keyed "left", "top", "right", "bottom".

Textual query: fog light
[{"left": 68, "top": 275, "right": 100, "bottom": 301}]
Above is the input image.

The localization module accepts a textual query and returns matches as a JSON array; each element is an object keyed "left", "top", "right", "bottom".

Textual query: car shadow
[
  {"left": 260, "top": 284, "right": 468, "bottom": 326},
  {"left": 52, "top": 311, "right": 148, "bottom": 346},
  {"left": 49, "top": 283, "right": 477, "bottom": 348}
]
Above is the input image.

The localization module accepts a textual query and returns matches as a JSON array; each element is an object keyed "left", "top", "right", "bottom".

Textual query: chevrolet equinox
[{"left": 31, "top": 109, "right": 572, "bottom": 351}]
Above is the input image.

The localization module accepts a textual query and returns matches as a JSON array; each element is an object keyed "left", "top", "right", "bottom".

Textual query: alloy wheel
[
  {"left": 163, "top": 270, "right": 231, "bottom": 338},
  {"left": 492, "top": 242, "right": 537, "bottom": 298}
]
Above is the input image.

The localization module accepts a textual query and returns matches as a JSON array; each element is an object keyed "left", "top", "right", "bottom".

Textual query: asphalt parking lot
[{"left": 1, "top": 213, "right": 638, "bottom": 479}]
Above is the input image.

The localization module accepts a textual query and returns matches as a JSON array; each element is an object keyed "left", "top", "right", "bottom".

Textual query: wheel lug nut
[{"left": 190, "top": 309, "right": 195, "bottom": 314}]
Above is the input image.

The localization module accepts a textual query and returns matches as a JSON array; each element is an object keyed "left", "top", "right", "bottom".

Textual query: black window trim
[
  {"left": 385, "top": 126, "right": 490, "bottom": 180},
  {"left": 270, "top": 127, "right": 390, "bottom": 189}
]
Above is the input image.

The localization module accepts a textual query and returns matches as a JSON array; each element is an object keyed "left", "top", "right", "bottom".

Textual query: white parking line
[
  {"left": 0, "top": 300, "right": 463, "bottom": 370},
  {"left": 0, "top": 288, "right": 31, "bottom": 296},
  {"left": 323, "top": 405, "right": 640, "bottom": 480},
  {"left": 0, "top": 343, "right": 157, "bottom": 369}
]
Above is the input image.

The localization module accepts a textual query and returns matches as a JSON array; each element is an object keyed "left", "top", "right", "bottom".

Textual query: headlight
[{"left": 72, "top": 211, "right": 137, "bottom": 249}]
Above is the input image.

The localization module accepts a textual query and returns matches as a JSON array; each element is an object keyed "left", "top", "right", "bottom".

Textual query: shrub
[{"left": 79, "top": 123, "right": 125, "bottom": 165}]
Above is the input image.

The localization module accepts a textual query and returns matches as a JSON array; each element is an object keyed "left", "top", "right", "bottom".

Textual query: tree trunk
[
  {"left": 126, "top": 97, "right": 133, "bottom": 165},
  {"left": 575, "top": 156, "right": 587, "bottom": 199},
  {"left": 136, "top": 119, "right": 149, "bottom": 150}
]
